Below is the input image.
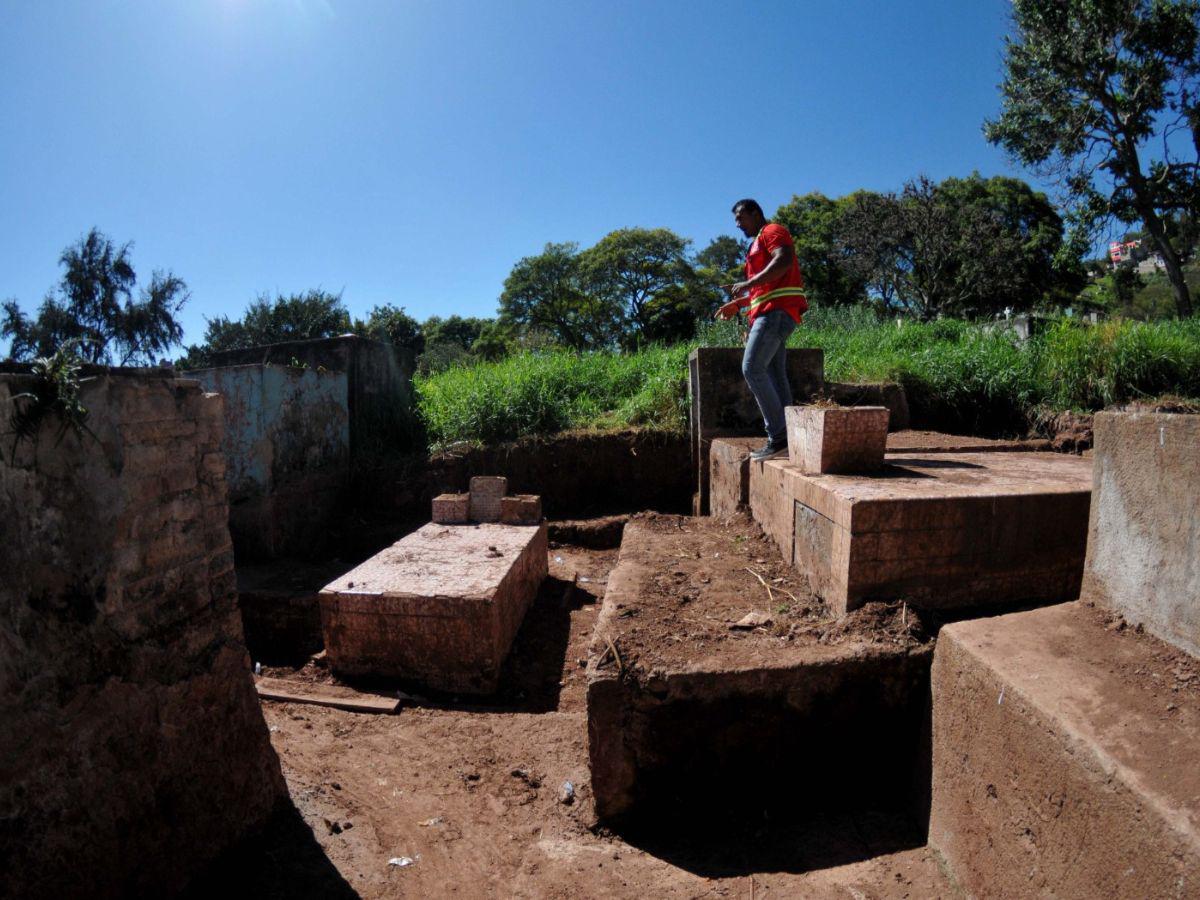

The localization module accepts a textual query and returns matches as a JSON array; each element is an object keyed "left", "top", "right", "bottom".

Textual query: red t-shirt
[{"left": 740, "top": 223, "right": 807, "bottom": 325}]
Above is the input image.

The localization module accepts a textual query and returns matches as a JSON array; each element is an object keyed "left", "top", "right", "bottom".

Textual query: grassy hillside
[{"left": 415, "top": 309, "right": 1200, "bottom": 446}]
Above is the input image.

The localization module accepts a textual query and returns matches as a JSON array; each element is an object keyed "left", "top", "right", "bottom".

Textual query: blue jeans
[{"left": 742, "top": 309, "right": 796, "bottom": 443}]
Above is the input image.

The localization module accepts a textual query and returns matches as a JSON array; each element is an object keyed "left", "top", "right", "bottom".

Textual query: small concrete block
[
  {"left": 469, "top": 475, "right": 508, "bottom": 522},
  {"left": 500, "top": 494, "right": 542, "bottom": 524},
  {"left": 431, "top": 492, "right": 470, "bottom": 524},
  {"left": 786, "top": 405, "right": 889, "bottom": 474}
]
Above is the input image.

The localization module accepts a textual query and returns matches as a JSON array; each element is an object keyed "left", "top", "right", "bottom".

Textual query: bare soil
[
  {"left": 594, "top": 512, "right": 931, "bottom": 680},
  {"left": 198, "top": 520, "right": 959, "bottom": 899}
]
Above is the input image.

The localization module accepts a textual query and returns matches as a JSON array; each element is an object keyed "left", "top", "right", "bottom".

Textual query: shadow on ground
[
  {"left": 182, "top": 801, "right": 358, "bottom": 900},
  {"left": 331, "top": 573, "right": 592, "bottom": 715},
  {"left": 616, "top": 805, "right": 927, "bottom": 878}
]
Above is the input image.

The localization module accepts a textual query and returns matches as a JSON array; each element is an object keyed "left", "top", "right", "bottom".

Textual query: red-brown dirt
[{"left": 195, "top": 524, "right": 960, "bottom": 898}]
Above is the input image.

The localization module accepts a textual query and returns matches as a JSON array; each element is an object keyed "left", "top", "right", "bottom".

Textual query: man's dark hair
[{"left": 731, "top": 198, "right": 764, "bottom": 217}]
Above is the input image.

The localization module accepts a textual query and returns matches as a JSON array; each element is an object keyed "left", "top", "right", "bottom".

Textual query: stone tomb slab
[
  {"left": 749, "top": 450, "right": 1092, "bottom": 615},
  {"left": 930, "top": 602, "right": 1200, "bottom": 899},
  {"left": 320, "top": 521, "right": 547, "bottom": 693},
  {"left": 586, "top": 515, "right": 931, "bottom": 822},
  {"left": 710, "top": 432, "right": 1055, "bottom": 520}
]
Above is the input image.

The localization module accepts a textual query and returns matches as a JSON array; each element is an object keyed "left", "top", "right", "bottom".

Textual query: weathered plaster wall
[
  {"left": 1081, "top": 411, "right": 1200, "bottom": 657},
  {"left": 206, "top": 334, "right": 417, "bottom": 457},
  {"left": 191, "top": 364, "right": 350, "bottom": 560},
  {"left": 0, "top": 372, "right": 286, "bottom": 900}
]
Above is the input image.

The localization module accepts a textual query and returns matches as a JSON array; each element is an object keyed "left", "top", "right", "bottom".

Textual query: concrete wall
[
  {"left": 1081, "top": 411, "right": 1200, "bottom": 657},
  {"left": 191, "top": 364, "right": 350, "bottom": 560},
  {"left": 206, "top": 334, "right": 417, "bottom": 457},
  {"left": 687, "top": 346, "right": 824, "bottom": 514},
  {"left": 194, "top": 335, "right": 416, "bottom": 560},
  {"left": 0, "top": 371, "right": 286, "bottom": 900}
]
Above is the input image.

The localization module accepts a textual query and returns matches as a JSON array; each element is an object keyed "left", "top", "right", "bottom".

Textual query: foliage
[
  {"left": 694, "top": 234, "right": 747, "bottom": 280},
  {"left": 498, "top": 242, "right": 621, "bottom": 350},
  {"left": 422, "top": 315, "right": 490, "bottom": 350},
  {"left": 180, "top": 289, "right": 350, "bottom": 367},
  {"left": 416, "top": 306, "right": 1200, "bottom": 446},
  {"left": 2, "top": 228, "right": 188, "bottom": 366},
  {"left": 836, "top": 175, "right": 1080, "bottom": 319},
  {"left": 470, "top": 320, "right": 517, "bottom": 361},
  {"left": 773, "top": 192, "right": 868, "bottom": 306},
  {"left": 358, "top": 304, "right": 424, "bottom": 353},
  {"left": 416, "top": 314, "right": 498, "bottom": 374},
  {"left": 578, "top": 227, "right": 696, "bottom": 345},
  {"left": 985, "top": 0, "right": 1200, "bottom": 316},
  {"left": 416, "top": 340, "right": 474, "bottom": 376},
  {"left": 5, "top": 341, "right": 94, "bottom": 459}
]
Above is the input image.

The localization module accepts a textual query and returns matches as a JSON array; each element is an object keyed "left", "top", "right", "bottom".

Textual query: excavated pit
[{"left": 584, "top": 513, "right": 938, "bottom": 870}]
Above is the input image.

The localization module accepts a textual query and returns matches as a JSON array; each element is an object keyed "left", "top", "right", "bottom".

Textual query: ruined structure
[
  {"left": 190, "top": 334, "right": 415, "bottom": 560},
  {"left": 0, "top": 371, "right": 285, "bottom": 900}
]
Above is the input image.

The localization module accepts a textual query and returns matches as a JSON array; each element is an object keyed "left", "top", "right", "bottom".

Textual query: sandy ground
[{"left": 189, "top": 529, "right": 961, "bottom": 899}]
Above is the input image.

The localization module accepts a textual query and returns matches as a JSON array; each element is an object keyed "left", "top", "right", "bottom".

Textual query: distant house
[{"left": 1108, "top": 239, "right": 1140, "bottom": 265}]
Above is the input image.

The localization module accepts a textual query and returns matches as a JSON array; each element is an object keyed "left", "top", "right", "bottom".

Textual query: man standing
[{"left": 716, "top": 199, "right": 808, "bottom": 460}]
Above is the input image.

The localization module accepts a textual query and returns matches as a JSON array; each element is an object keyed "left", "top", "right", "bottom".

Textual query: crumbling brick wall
[{"left": 0, "top": 371, "right": 286, "bottom": 900}]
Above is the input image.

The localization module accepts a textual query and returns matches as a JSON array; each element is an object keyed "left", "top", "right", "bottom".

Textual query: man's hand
[
  {"left": 715, "top": 299, "right": 741, "bottom": 320},
  {"left": 717, "top": 281, "right": 750, "bottom": 319}
]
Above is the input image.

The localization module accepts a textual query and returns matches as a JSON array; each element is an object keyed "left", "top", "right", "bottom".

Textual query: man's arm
[{"left": 716, "top": 243, "right": 796, "bottom": 319}]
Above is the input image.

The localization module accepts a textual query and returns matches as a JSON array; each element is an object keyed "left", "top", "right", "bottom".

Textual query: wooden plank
[{"left": 254, "top": 676, "right": 401, "bottom": 714}]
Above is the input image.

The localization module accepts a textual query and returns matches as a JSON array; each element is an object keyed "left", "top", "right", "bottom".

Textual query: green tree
[
  {"left": 694, "top": 234, "right": 747, "bottom": 279},
  {"left": 837, "top": 175, "right": 1080, "bottom": 319},
  {"left": 470, "top": 320, "right": 515, "bottom": 361},
  {"left": 498, "top": 242, "right": 619, "bottom": 350},
  {"left": 578, "top": 227, "right": 694, "bottom": 343},
  {"left": 358, "top": 304, "right": 424, "bottom": 353},
  {"left": 422, "top": 315, "right": 490, "bottom": 350},
  {"left": 985, "top": 0, "right": 1200, "bottom": 317},
  {"left": 2, "top": 228, "right": 188, "bottom": 365},
  {"left": 774, "top": 192, "right": 868, "bottom": 306},
  {"left": 181, "top": 289, "right": 350, "bottom": 366},
  {"left": 938, "top": 173, "right": 1085, "bottom": 311}
]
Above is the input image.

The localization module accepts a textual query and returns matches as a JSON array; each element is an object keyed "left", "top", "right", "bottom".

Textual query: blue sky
[{"left": 1, "top": 0, "right": 1040, "bottom": 350}]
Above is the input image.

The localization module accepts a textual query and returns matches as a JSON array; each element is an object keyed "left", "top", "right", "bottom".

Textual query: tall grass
[
  {"left": 415, "top": 345, "right": 691, "bottom": 446},
  {"left": 416, "top": 310, "right": 1200, "bottom": 445}
]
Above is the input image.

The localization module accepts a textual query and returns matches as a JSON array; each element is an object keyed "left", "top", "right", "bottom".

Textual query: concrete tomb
[
  {"left": 320, "top": 484, "right": 547, "bottom": 693},
  {"left": 687, "top": 346, "right": 824, "bottom": 515},
  {"left": 748, "top": 450, "right": 1092, "bottom": 615},
  {"left": 708, "top": 431, "right": 1054, "bottom": 520},
  {"left": 929, "top": 602, "right": 1200, "bottom": 899}
]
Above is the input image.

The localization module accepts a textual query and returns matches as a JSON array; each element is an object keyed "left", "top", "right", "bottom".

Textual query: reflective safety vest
[{"left": 741, "top": 222, "right": 807, "bottom": 324}]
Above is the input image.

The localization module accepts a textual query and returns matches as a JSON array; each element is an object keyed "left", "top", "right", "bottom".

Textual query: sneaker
[{"left": 750, "top": 439, "right": 788, "bottom": 461}]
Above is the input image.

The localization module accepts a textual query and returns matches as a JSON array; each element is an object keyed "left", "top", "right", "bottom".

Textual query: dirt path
[{"left": 192, "top": 537, "right": 960, "bottom": 899}]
